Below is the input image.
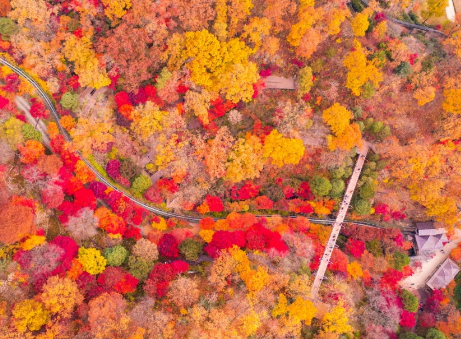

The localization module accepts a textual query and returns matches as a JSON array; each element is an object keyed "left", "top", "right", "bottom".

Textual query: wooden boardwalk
[{"left": 310, "top": 143, "right": 369, "bottom": 299}]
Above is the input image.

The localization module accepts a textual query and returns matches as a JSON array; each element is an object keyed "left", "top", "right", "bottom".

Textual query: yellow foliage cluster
[
  {"left": 443, "top": 89, "right": 461, "bottom": 114},
  {"left": 9, "top": 0, "right": 50, "bottom": 30},
  {"left": 155, "top": 133, "right": 184, "bottom": 169},
  {"left": 184, "top": 89, "right": 217, "bottom": 125},
  {"left": 323, "top": 103, "right": 362, "bottom": 151},
  {"left": 63, "top": 35, "right": 111, "bottom": 89},
  {"left": 325, "top": 8, "right": 350, "bottom": 36},
  {"left": 166, "top": 30, "right": 259, "bottom": 103},
  {"left": 413, "top": 86, "right": 436, "bottom": 106},
  {"left": 240, "top": 265, "right": 269, "bottom": 295},
  {"left": 131, "top": 101, "right": 168, "bottom": 138},
  {"left": 242, "top": 17, "right": 271, "bottom": 52},
  {"left": 20, "top": 235, "right": 46, "bottom": 251},
  {"left": 272, "top": 294, "right": 318, "bottom": 325},
  {"left": 287, "top": 3, "right": 323, "bottom": 47},
  {"left": 213, "top": 0, "right": 228, "bottom": 40},
  {"left": 263, "top": 129, "right": 305, "bottom": 167},
  {"left": 322, "top": 103, "right": 352, "bottom": 136},
  {"left": 240, "top": 310, "right": 262, "bottom": 336},
  {"left": 351, "top": 13, "right": 369, "bottom": 37},
  {"left": 70, "top": 118, "right": 114, "bottom": 156},
  {"left": 343, "top": 40, "right": 383, "bottom": 96},
  {"left": 41, "top": 276, "right": 84, "bottom": 317},
  {"left": 77, "top": 247, "right": 107, "bottom": 275},
  {"left": 12, "top": 299, "right": 50, "bottom": 333},
  {"left": 199, "top": 229, "right": 215, "bottom": 243},
  {"left": 321, "top": 301, "right": 353, "bottom": 334},
  {"left": 373, "top": 20, "right": 387, "bottom": 39},
  {"left": 101, "top": 0, "right": 131, "bottom": 21},
  {"left": 225, "top": 134, "right": 264, "bottom": 183},
  {"left": 151, "top": 216, "right": 168, "bottom": 230},
  {"left": 347, "top": 262, "right": 363, "bottom": 280},
  {"left": 0, "top": 116, "right": 24, "bottom": 150}
]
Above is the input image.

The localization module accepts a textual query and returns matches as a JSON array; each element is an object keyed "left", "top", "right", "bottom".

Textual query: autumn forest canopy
[{"left": 1, "top": 0, "right": 461, "bottom": 337}]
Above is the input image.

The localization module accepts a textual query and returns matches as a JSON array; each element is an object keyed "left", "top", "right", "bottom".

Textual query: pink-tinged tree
[{"left": 345, "top": 238, "right": 366, "bottom": 258}]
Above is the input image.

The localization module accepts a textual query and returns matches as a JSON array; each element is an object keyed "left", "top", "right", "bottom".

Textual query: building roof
[
  {"left": 426, "top": 258, "right": 460, "bottom": 290},
  {"left": 415, "top": 221, "right": 435, "bottom": 230},
  {"left": 415, "top": 233, "right": 447, "bottom": 252}
]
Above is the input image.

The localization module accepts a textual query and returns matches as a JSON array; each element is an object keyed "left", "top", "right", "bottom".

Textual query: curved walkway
[{"left": 0, "top": 58, "right": 384, "bottom": 229}]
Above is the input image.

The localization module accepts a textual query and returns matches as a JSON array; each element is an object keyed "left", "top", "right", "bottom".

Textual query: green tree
[
  {"left": 179, "top": 238, "right": 204, "bottom": 261},
  {"left": 310, "top": 176, "right": 332, "bottom": 197},
  {"left": 354, "top": 199, "right": 371, "bottom": 215},
  {"left": 330, "top": 179, "right": 345, "bottom": 199},
  {"left": 370, "top": 121, "right": 384, "bottom": 134},
  {"left": 425, "top": 328, "right": 446, "bottom": 339},
  {"left": 330, "top": 167, "right": 345, "bottom": 179},
  {"left": 359, "top": 183, "right": 375, "bottom": 200},
  {"left": 394, "top": 62, "right": 412, "bottom": 77},
  {"left": 391, "top": 251, "right": 410, "bottom": 271},
  {"left": 60, "top": 92, "right": 79, "bottom": 111},
  {"left": 104, "top": 245, "right": 128, "bottom": 266},
  {"left": 0, "top": 18, "right": 19, "bottom": 41},
  {"left": 132, "top": 174, "right": 152, "bottom": 195},
  {"left": 366, "top": 239, "right": 383, "bottom": 257},
  {"left": 22, "top": 124, "right": 42, "bottom": 142},
  {"left": 400, "top": 290, "right": 419, "bottom": 313}
]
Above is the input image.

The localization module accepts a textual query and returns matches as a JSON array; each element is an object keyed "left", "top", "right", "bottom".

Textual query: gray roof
[
  {"left": 415, "top": 221, "right": 435, "bottom": 230},
  {"left": 415, "top": 234, "right": 448, "bottom": 252},
  {"left": 427, "top": 258, "right": 460, "bottom": 290}
]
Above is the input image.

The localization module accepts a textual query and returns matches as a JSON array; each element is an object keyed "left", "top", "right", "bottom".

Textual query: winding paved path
[
  {"left": 311, "top": 143, "right": 369, "bottom": 298},
  {"left": 0, "top": 58, "right": 384, "bottom": 229}
]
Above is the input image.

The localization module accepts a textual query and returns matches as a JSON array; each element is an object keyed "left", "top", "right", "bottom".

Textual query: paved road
[{"left": 310, "top": 143, "right": 369, "bottom": 298}]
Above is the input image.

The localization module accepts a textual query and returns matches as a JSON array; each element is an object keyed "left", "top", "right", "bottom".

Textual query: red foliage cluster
[
  {"left": 105, "top": 190, "right": 144, "bottom": 225},
  {"left": 296, "top": 182, "right": 314, "bottom": 200},
  {"left": 2, "top": 73, "right": 19, "bottom": 92},
  {"left": 158, "top": 234, "right": 179, "bottom": 258},
  {"left": 144, "top": 261, "right": 189, "bottom": 297},
  {"left": 204, "top": 195, "right": 224, "bottom": 212},
  {"left": 208, "top": 97, "right": 236, "bottom": 123},
  {"left": 144, "top": 185, "right": 163, "bottom": 204},
  {"left": 204, "top": 230, "right": 246, "bottom": 258},
  {"left": 374, "top": 203, "right": 406, "bottom": 221},
  {"left": 230, "top": 182, "right": 260, "bottom": 200},
  {"left": 345, "top": 238, "right": 366, "bottom": 258},
  {"left": 399, "top": 310, "right": 416, "bottom": 328},
  {"left": 380, "top": 268, "right": 404, "bottom": 289},
  {"left": 204, "top": 225, "right": 289, "bottom": 258},
  {"left": 329, "top": 248, "right": 348, "bottom": 273},
  {"left": 97, "top": 266, "right": 139, "bottom": 294},
  {"left": 156, "top": 178, "right": 179, "bottom": 194},
  {"left": 30, "top": 98, "right": 49, "bottom": 120},
  {"left": 252, "top": 196, "right": 274, "bottom": 210}
]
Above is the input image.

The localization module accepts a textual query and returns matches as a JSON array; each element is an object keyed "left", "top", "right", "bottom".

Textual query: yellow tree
[
  {"left": 351, "top": 12, "right": 369, "bottom": 37},
  {"left": 225, "top": 134, "right": 264, "bottom": 183},
  {"left": 101, "top": 0, "right": 131, "bottom": 21},
  {"left": 321, "top": 301, "right": 353, "bottom": 335},
  {"left": 263, "top": 129, "right": 305, "bottom": 167},
  {"left": 443, "top": 89, "right": 461, "bottom": 114},
  {"left": 63, "top": 35, "right": 111, "bottom": 89},
  {"left": 343, "top": 40, "right": 383, "bottom": 96},
  {"left": 324, "top": 7, "right": 350, "bottom": 36},
  {"left": 322, "top": 103, "right": 352, "bottom": 136},
  {"left": 131, "top": 101, "right": 169, "bottom": 138}
]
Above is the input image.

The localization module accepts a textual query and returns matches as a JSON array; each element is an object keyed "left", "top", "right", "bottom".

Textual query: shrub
[
  {"left": 426, "top": 328, "right": 446, "bottom": 339},
  {"left": 330, "top": 167, "right": 345, "bottom": 179},
  {"left": 399, "top": 333, "right": 423, "bottom": 339},
  {"left": 370, "top": 121, "right": 384, "bottom": 134},
  {"left": 298, "top": 66, "right": 314, "bottom": 98},
  {"left": 310, "top": 176, "right": 332, "bottom": 197},
  {"left": 104, "top": 245, "right": 129, "bottom": 266},
  {"left": 351, "top": 0, "right": 364, "bottom": 12}
]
